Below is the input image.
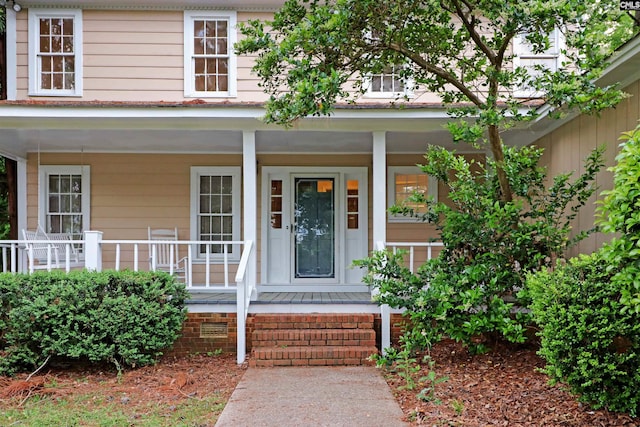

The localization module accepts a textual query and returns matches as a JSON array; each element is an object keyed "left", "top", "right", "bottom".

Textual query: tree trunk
[{"left": 488, "top": 124, "right": 513, "bottom": 203}]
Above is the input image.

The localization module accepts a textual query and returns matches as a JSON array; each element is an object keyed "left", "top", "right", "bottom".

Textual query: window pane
[
  {"left": 216, "top": 20, "right": 227, "bottom": 36},
  {"left": 63, "top": 35, "right": 74, "bottom": 53},
  {"left": 271, "top": 180, "right": 282, "bottom": 195},
  {"left": 49, "top": 195, "right": 59, "bottom": 213},
  {"left": 211, "top": 176, "right": 221, "bottom": 193},
  {"left": 205, "top": 20, "right": 216, "bottom": 37},
  {"left": 52, "top": 73, "right": 63, "bottom": 89},
  {"left": 63, "top": 19, "right": 73, "bottom": 35},
  {"left": 41, "top": 73, "right": 52, "bottom": 90},
  {"left": 217, "top": 75, "right": 228, "bottom": 92},
  {"left": 51, "top": 36, "right": 62, "bottom": 53},
  {"left": 40, "top": 36, "right": 50, "bottom": 53},
  {"left": 221, "top": 195, "right": 232, "bottom": 213},
  {"left": 221, "top": 176, "right": 232, "bottom": 193},
  {"left": 217, "top": 38, "right": 228, "bottom": 55},
  {"left": 53, "top": 57, "right": 63, "bottom": 72},
  {"left": 194, "top": 37, "right": 204, "bottom": 55},
  {"left": 200, "top": 195, "right": 210, "bottom": 213},
  {"left": 222, "top": 216, "right": 232, "bottom": 233},
  {"left": 40, "top": 19, "right": 51, "bottom": 35},
  {"left": 49, "top": 175, "right": 59, "bottom": 192},
  {"left": 195, "top": 58, "right": 205, "bottom": 74}
]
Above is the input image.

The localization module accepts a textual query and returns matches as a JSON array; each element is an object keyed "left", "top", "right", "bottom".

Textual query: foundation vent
[{"left": 200, "top": 322, "right": 228, "bottom": 339}]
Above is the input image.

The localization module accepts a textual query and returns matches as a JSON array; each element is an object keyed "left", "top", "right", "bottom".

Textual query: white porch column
[
  {"left": 238, "top": 130, "right": 257, "bottom": 364},
  {"left": 17, "top": 159, "right": 27, "bottom": 271},
  {"left": 242, "top": 130, "right": 257, "bottom": 294},
  {"left": 5, "top": 9, "right": 18, "bottom": 100},
  {"left": 372, "top": 132, "right": 391, "bottom": 352},
  {"left": 84, "top": 231, "right": 103, "bottom": 272}
]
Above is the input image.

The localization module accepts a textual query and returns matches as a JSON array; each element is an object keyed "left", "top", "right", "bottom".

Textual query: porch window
[
  {"left": 184, "top": 11, "right": 237, "bottom": 98},
  {"left": 190, "top": 167, "right": 241, "bottom": 259},
  {"left": 387, "top": 166, "right": 437, "bottom": 222},
  {"left": 39, "top": 166, "right": 90, "bottom": 240},
  {"left": 28, "top": 9, "right": 83, "bottom": 96},
  {"left": 513, "top": 28, "right": 564, "bottom": 98}
]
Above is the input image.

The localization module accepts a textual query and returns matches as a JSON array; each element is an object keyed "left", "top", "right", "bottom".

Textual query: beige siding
[
  {"left": 14, "top": 9, "right": 440, "bottom": 104},
  {"left": 533, "top": 80, "right": 640, "bottom": 256}
]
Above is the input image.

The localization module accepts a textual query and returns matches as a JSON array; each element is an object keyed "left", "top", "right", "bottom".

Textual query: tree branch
[
  {"left": 388, "top": 42, "right": 485, "bottom": 107},
  {"left": 451, "top": 0, "right": 498, "bottom": 65}
]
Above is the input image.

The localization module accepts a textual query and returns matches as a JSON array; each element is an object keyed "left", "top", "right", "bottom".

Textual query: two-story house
[{"left": 0, "top": 0, "right": 639, "bottom": 365}]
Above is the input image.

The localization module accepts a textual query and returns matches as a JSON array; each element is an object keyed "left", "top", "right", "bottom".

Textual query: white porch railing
[
  {"left": 376, "top": 241, "right": 443, "bottom": 351},
  {"left": 235, "top": 240, "right": 254, "bottom": 364}
]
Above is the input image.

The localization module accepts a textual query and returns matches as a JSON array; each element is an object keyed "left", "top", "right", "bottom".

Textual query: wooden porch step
[{"left": 249, "top": 313, "right": 378, "bottom": 367}]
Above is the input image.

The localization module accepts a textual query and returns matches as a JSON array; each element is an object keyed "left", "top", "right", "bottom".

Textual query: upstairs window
[
  {"left": 28, "top": 9, "right": 82, "bottom": 96},
  {"left": 387, "top": 166, "right": 437, "bottom": 222},
  {"left": 184, "top": 11, "right": 237, "bottom": 98},
  {"left": 366, "top": 65, "right": 411, "bottom": 98},
  {"left": 513, "top": 28, "right": 564, "bottom": 98}
]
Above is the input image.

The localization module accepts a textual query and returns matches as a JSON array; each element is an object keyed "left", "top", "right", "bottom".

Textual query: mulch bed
[
  {"left": 0, "top": 353, "right": 247, "bottom": 410},
  {"left": 384, "top": 339, "right": 638, "bottom": 426},
  {"left": 1, "top": 344, "right": 637, "bottom": 426}
]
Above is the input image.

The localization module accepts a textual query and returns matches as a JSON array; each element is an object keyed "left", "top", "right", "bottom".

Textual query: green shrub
[
  {"left": 528, "top": 253, "right": 640, "bottom": 416},
  {"left": 0, "top": 270, "right": 188, "bottom": 376},
  {"left": 527, "top": 125, "right": 640, "bottom": 416},
  {"left": 597, "top": 127, "right": 640, "bottom": 313},
  {"left": 357, "top": 144, "right": 603, "bottom": 353}
]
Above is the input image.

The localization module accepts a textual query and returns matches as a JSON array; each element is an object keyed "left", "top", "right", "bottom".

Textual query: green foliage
[
  {"left": 526, "top": 125, "right": 640, "bottom": 416},
  {"left": 0, "top": 270, "right": 188, "bottom": 376},
  {"left": 237, "top": 0, "right": 633, "bottom": 200},
  {"left": 527, "top": 253, "right": 640, "bottom": 416},
  {"left": 371, "top": 334, "right": 447, "bottom": 403},
  {"left": 357, "top": 144, "right": 603, "bottom": 353},
  {"left": 237, "top": 0, "right": 632, "bottom": 126},
  {"left": 597, "top": 126, "right": 640, "bottom": 313}
]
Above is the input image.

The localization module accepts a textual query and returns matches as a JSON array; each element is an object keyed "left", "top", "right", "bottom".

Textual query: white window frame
[
  {"left": 387, "top": 166, "right": 437, "bottom": 223},
  {"left": 364, "top": 65, "right": 414, "bottom": 99},
  {"left": 513, "top": 28, "right": 565, "bottom": 98},
  {"left": 190, "top": 166, "right": 242, "bottom": 261},
  {"left": 184, "top": 10, "right": 237, "bottom": 98},
  {"left": 28, "top": 9, "right": 83, "bottom": 97},
  {"left": 38, "top": 165, "right": 90, "bottom": 236}
]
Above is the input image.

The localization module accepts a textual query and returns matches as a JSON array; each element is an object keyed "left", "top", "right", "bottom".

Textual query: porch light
[{"left": 0, "top": 0, "right": 21, "bottom": 12}]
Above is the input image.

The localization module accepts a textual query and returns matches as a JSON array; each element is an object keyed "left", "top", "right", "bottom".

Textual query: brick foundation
[{"left": 167, "top": 312, "right": 409, "bottom": 357}]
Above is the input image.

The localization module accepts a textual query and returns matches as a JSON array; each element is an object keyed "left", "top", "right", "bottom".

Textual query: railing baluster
[
  {"left": 134, "top": 244, "right": 138, "bottom": 271},
  {"left": 409, "top": 247, "right": 415, "bottom": 273},
  {"left": 205, "top": 244, "right": 210, "bottom": 287},
  {"left": 187, "top": 245, "right": 192, "bottom": 287},
  {"left": 115, "top": 244, "right": 121, "bottom": 271},
  {"left": 223, "top": 244, "right": 229, "bottom": 288}
]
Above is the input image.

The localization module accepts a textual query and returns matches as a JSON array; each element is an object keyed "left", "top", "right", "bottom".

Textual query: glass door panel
[{"left": 294, "top": 178, "right": 335, "bottom": 278}]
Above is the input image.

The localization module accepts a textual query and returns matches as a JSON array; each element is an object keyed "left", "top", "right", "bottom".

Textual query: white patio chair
[
  {"left": 148, "top": 227, "right": 189, "bottom": 285},
  {"left": 22, "top": 227, "right": 61, "bottom": 271}
]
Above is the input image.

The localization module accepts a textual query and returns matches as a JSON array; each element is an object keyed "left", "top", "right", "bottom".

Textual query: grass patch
[{"left": 0, "top": 392, "right": 227, "bottom": 426}]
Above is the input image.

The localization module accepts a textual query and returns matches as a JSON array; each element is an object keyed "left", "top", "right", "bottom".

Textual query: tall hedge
[
  {"left": 0, "top": 270, "right": 188, "bottom": 376},
  {"left": 527, "top": 125, "right": 640, "bottom": 416}
]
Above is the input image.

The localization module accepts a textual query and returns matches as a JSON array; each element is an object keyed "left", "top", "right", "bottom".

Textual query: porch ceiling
[{"left": 0, "top": 108, "right": 480, "bottom": 158}]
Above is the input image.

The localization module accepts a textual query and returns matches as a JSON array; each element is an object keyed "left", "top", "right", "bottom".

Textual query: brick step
[
  {"left": 252, "top": 313, "right": 374, "bottom": 330},
  {"left": 252, "top": 328, "right": 376, "bottom": 347},
  {"left": 249, "top": 345, "right": 379, "bottom": 367}
]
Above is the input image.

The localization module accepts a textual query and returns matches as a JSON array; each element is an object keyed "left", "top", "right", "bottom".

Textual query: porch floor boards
[{"left": 186, "top": 291, "right": 373, "bottom": 305}]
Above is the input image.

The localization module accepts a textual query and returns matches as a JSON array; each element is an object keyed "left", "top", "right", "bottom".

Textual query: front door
[
  {"left": 293, "top": 177, "right": 335, "bottom": 280},
  {"left": 262, "top": 167, "right": 368, "bottom": 287}
]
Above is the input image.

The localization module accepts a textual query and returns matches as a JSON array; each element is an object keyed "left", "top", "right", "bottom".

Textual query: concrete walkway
[{"left": 215, "top": 366, "right": 409, "bottom": 427}]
